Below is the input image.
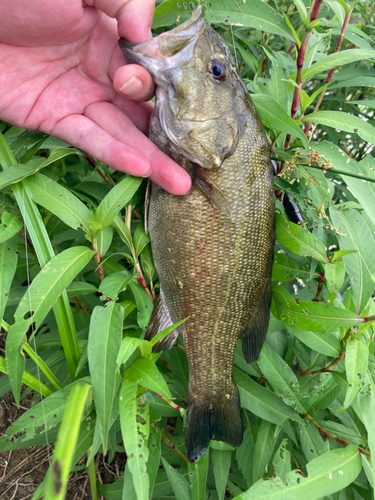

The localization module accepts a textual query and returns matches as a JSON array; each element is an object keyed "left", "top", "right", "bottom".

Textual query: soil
[{"left": 0, "top": 331, "right": 125, "bottom": 500}]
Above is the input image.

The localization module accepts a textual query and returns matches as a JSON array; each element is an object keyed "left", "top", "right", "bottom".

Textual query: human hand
[{"left": 0, "top": 0, "right": 191, "bottom": 195}]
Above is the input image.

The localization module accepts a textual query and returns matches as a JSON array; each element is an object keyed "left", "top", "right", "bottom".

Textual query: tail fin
[{"left": 185, "top": 384, "right": 243, "bottom": 462}]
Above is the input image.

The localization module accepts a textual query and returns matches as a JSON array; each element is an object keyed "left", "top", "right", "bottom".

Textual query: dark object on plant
[{"left": 120, "top": 6, "right": 275, "bottom": 462}]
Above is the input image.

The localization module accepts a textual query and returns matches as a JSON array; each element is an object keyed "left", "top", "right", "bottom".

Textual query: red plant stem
[
  {"left": 284, "top": 0, "right": 323, "bottom": 149},
  {"left": 312, "top": 271, "right": 325, "bottom": 302},
  {"left": 298, "top": 349, "right": 346, "bottom": 376},
  {"left": 154, "top": 391, "right": 183, "bottom": 413},
  {"left": 151, "top": 425, "right": 189, "bottom": 464},
  {"left": 304, "top": 6, "right": 353, "bottom": 136},
  {"left": 304, "top": 413, "right": 370, "bottom": 456},
  {"left": 310, "top": 0, "right": 323, "bottom": 22}
]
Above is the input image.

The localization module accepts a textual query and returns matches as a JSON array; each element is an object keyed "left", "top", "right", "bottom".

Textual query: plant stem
[
  {"left": 23, "top": 343, "right": 63, "bottom": 391},
  {"left": 304, "top": 413, "right": 370, "bottom": 456},
  {"left": 92, "top": 237, "right": 105, "bottom": 282},
  {"left": 304, "top": 3, "right": 354, "bottom": 136},
  {"left": 160, "top": 431, "right": 189, "bottom": 464},
  {"left": 284, "top": 0, "right": 323, "bottom": 148},
  {"left": 88, "top": 456, "right": 98, "bottom": 500},
  {"left": 154, "top": 391, "right": 185, "bottom": 415},
  {"left": 298, "top": 349, "right": 346, "bottom": 376}
]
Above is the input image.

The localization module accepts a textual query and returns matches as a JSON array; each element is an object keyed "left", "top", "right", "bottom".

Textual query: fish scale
[{"left": 120, "top": 5, "right": 275, "bottom": 462}]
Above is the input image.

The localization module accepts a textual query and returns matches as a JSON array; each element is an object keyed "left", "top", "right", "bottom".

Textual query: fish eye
[{"left": 211, "top": 59, "right": 227, "bottom": 81}]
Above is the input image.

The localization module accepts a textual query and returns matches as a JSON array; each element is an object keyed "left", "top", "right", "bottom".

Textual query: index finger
[{"left": 86, "top": 0, "right": 155, "bottom": 41}]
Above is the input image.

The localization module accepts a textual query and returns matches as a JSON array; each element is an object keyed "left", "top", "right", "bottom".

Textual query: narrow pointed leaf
[
  {"left": 189, "top": 451, "right": 209, "bottom": 500},
  {"left": 88, "top": 302, "right": 124, "bottom": 453},
  {"left": 125, "top": 357, "right": 172, "bottom": 399},
  {"left": 119, "top": 376, "right": 149, "bottom": 500},
  {"left": 0, "top": 236, "right": 17, "bottom": 321},
  {"left": 252, "top": 95, "right": 309, "bottom": 149},
  {"left": 276, "top": 213, "right": 328, "bottom": 263},
  {"left": 272, "top": 284, "right": 363, "bottom": 332},
  {"left": 161, "top": 457, "right": 190, "bottom": 500},
  {"left": 6, "top": 246, "right": 94, "bottom": 403},
  {"left": 233, "top": 445, "right": 361, "bottom": 500},
  {"left": 27, "top": 173, "right": 92, "bottom": 233},
  {"left": 96, "top": 176, "right": 142, "bottom": 228},
  {"left": 44, "top": 382, "right": 92, "bottom": 500},
  {"left": 343, "top": 338, "right": 368, "bottom": 409},
  {"left": 234, "top": 367, "right": 302, "bottom": 425}
]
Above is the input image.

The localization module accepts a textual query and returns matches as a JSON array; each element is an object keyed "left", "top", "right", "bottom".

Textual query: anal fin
[
  {"left": 241, "top": 278, "right": 272, "bottom": 363},
  {"left": 145, "top": 290, "right": 179, "bottom": 351}
]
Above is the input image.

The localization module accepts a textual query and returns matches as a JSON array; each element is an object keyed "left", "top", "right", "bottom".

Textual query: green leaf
[
  {"left": 0, "top": 211, "right": 23, "bottom": 244},
  {"left": 212, "top": 448, "right": 232, "bottom": 500},
  {"left": 189, "top": 451, "right": 209, "bottom": 500},
  {"left": 233, "top": 445, "right": 362, "bottom": 500},
  {"left": 66, "top": 281, "right": 98, "bottom": 298},
  {"left": 237, "top": 45, "right": 258, "bottom": 74},
  {"left": 298, "top": 49, "right": 375, "bottom": 82},
  {"left": 276, "top": 213, "right": 328, "bottom": 263},
  {"left": 0, "top": 236, "right": 17, "bottom": 321},
  {"left": 273, "top": 439, "right": 291, "bottom": 478},
  {"left": 303, "top": 111, "right": 375, "bottom": 146},
  {"left": 88, "top": 302, "right": 124, "bottom": 453},
  {"left": 147, "top": 427, "right": 161, "bottom": 498},
  {"left": 205, "top": 0, "right": 294, "bottom": 40},
  {"left": 161, "top": 457, "right": 190, "bottom": 500},
  {"left": 330, "top": 208, "right": 375, "bottom": 314},
  {"left": 0, "top": 158, "right": 44, "bottom": 190},
  {"left": 355, "top": 371, "right": 375, "bottom": 490},
  {"left": 119, "top": 377, "right": 149, "bottom": 500},
  {"left": 149, "top": 316, "right": 189, "bottom": 348},
  {"left": 234, "top": 367, "right": 302, "bottom": 425},
  {"left": 252, "top": 421, "right": 276, "bottom": 482},
  {"left": 343, "top": 338, "right": 368, "bottom": 409},
  {"left": 325, "top": 0, "right": 345, "bottom": 27},
  {"left": 27, "top": 173, "right": 92, "bottom": 233},
  {"left": 272, "top": 284, "right": 363, "bottom": 333},
  {"left": 152, "top": 0, "right": 197, "bottom": 29},
  {"left": 325, "top": 261, "right": 345, "bottom": 301},
  {"left": 0, "top": 379, "right": 82, "bottom": 451},
  {"left": 96, "top": 176, "right": 142, "bottom": 228},
  {"left": 257, "top": 343, "right": 305, "bottom": 413},
  {"left": 236, "top": 424, "right": 254, "bottom": 487},
  {"left": 252, "top": 95, "right": 309, "bottom": 149},
  {"left": 99, "top": 270, "right": 134, "bottom": 301},
  {"left": 331, "top": 250, "right": 358, "bottom": 263},
  {"left": 292, "top": 0, "right": 308, "bottom": 26},
  {"left": 125, "top": 357, "right": 172, "bottom": 399},
  {"left": 129, "top": 280, "right": 154, "bottom": 330},
  {"left": 117, "top": 337, "right": 143, "bottom": 366},
  {"left": 287, "top": 324, "right": 341, "bottom": 357},
  {"left": 314, "top": 142, "right": 375, "bottom": 229},
  {"left": 44, "top": 382, "right": 92, "bottom": 500},
  {"left": 133, "top": 223, "right": 150, "bottom": 258},
  {"left": 5, "top": 246, "right": 94, "bottom": 404}
]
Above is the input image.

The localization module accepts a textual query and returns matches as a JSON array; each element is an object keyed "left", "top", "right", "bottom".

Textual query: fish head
[{"left": 119, "top": 5, "right": 246, "bottom": 169}]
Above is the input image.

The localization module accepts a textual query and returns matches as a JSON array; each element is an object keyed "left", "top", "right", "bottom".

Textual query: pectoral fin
[
  {"left": 193, "top": 167, "right": 231, "bottom": 217},
  {"left": 145, "top": 290, "right": 179, "bottom": 351},
  {"left": 241, "top": 278, "right": 272, "bottom": 363}
]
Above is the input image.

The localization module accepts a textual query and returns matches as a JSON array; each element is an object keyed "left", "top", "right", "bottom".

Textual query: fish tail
[{"left": 185, "top": 383, "right": 243, "bottom": 462}]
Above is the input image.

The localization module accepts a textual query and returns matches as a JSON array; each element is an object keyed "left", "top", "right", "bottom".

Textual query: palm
[{"left": 0, "top": 0, "right": 191, "bottom": 194}]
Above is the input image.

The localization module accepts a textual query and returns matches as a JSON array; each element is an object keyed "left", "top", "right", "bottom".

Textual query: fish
[{"left": 119, "top": 5, "right": 275, "bottom": 462}]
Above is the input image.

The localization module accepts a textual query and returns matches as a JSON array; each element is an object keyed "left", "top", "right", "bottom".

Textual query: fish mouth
[{"left": 118, "top": 5, "right": 205, "bottom": 77}]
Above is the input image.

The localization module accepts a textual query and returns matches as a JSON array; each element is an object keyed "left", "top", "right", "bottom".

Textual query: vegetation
[{"left": 1, "top": 0, "right": 375, "bottom": 499}]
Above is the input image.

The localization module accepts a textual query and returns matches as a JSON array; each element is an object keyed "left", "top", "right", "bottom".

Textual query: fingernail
[
  {"left": 143, "top": 168, "right": 152, "bottom": 178},
  {"left": 118, "top": 75, "right": 143, "bottom": 96}
]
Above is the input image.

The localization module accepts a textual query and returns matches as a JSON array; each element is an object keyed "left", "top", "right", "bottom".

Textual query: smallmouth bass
[{"left": 120, "top": 5, "right": 275, "bottom": 462}]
